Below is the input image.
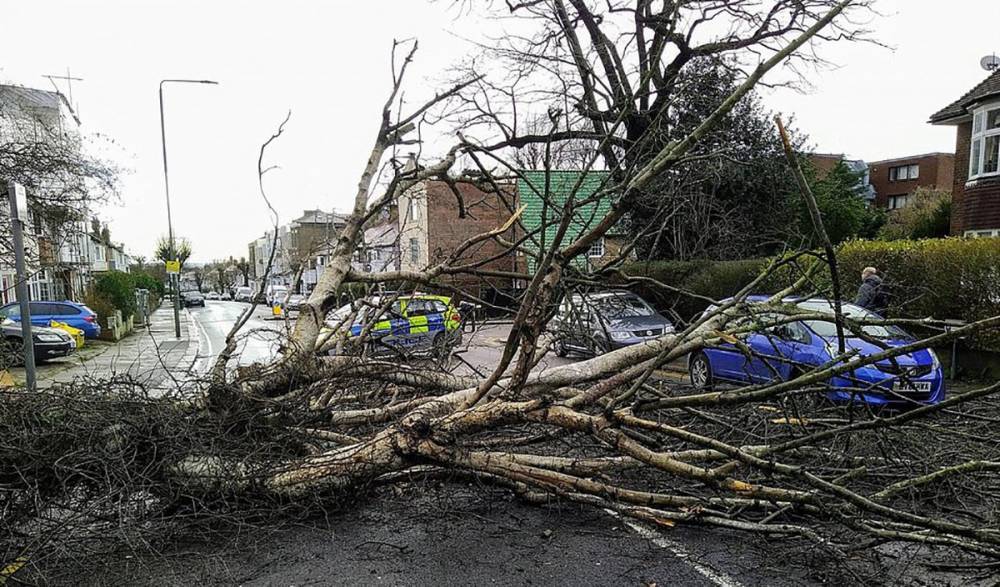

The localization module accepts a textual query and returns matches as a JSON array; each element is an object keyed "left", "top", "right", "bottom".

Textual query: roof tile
[{"left": 930, "top": 69, "right": 1000, "bottom": 124}]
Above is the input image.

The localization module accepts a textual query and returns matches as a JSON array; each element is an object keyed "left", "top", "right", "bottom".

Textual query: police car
[{"left": 319, "top": 294, "right": 463, "bottom": 357}]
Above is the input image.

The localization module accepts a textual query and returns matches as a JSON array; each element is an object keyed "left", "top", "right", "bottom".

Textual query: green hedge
[
  {"left": 836, "top": 238, "right": 1000, "bottom": 333},
  {"left": 83, "top": 271, "right": 165, "bottom": 323},
  {"left": 131, "top": 271, "right": 165, "bottom": 298},
  {"left": 623, "top": 258, "right": 771, "bottom": 322},
  {"left": 624, "top": 238, "right": 1000, "bottom": 348}
]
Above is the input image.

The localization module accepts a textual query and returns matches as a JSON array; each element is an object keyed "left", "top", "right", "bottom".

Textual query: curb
[{"left": 180, "top": 308, "right": 202, "bottom": 375}]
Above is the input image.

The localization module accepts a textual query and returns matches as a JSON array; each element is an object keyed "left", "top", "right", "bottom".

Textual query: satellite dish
[{"left": 981, "top": 54, "right": 1000, "bottom": 72}]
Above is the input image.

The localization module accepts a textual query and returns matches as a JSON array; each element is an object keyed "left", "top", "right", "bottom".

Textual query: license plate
[{"left": 893, "top": 380, "right": 931, "bottom": 393}]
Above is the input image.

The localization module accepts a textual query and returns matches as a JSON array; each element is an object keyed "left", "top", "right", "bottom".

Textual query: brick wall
[
  {"left": 424, "top": 180, "right": 518, "bottom": 298},
  {"left": 951, "top": 122, "right": 1000, "bottom": 234},
  {"left": 808, "top": 154, "right": 843, "bottom": 179},
  {"left": 868, "top": 153, "right": 954, "bottom": 208},
  {"left": 952, "top": 123, "right": 971, "bottom": 234}
]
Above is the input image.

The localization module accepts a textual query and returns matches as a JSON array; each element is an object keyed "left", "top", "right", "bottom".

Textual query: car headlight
[
  {"left": 929, "top": 349, "right": 940, "bottom": 369},
  {"left": 36, "top": 333, "right": 63, "bottom": 343},
  {"left": 610, "top": 330, "right": 631, "bottom": 341}
]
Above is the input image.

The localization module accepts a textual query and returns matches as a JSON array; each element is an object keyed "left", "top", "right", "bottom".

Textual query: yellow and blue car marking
[{"left": 347, "top": 295, "right": 460, "bottom": 348}]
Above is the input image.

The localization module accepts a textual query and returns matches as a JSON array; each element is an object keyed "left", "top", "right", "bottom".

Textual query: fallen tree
[{"left": 4, "top": 0, "right": 1000, "bottom": 582}]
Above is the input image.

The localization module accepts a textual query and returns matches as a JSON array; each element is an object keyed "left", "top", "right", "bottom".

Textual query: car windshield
[
  {"left": 593, "top": 294, "right": 655, "bottom": 318},
  {"left": 798, "top": 300, "right": 907, "bottom": 340}
]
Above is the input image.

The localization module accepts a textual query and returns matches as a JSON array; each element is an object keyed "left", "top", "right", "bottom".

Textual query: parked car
[
  {"left": 181, "top": 291, "right": 206, "bottom": 308},
  {"left": 234, "top": 287, "right": 253, "bottom": 302},
  {"left": 1, "top": 318, "right": 75, "bottom": 365},
  {"left": 550, "top": 291, "right": 674, "bottom": 356},
  {"left": 206, "top": 291, "right": 221, "bottom": 300},
  {"left": 688, "top": 297, "right": 945, "bottom": 406},
  {"left": 318, "top": 294, "right": 463, "bottom": 357},
  {"left": 0, "top": 300, "right": 101, "bottom": 339},
  {"left": 220, "top": 291, "right": 233, "bottom": 301}
]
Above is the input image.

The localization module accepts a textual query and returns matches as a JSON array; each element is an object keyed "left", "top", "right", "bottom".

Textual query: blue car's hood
[
  {"left": 820, "top": 335, "right": 934, "bottom": 368},
  {"left": 604, "top": 314, "right": 673, "bottom": 332}
]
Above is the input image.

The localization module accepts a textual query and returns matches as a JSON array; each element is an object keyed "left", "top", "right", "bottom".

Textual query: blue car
[
  {"left": 688, "top": 297, "right": 944, "bottom": 406},
  {"left": 0, "top": 301, "right": 102, "bottom": 339}
]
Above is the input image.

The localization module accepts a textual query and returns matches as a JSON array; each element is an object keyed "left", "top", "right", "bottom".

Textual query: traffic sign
[{"left": 165, "top": 260, "right": 181, "bottom": 274}]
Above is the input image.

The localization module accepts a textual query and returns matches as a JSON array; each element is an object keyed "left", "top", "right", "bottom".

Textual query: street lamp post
[{"left": 158, "top": 79, "right": 218, "bottom": 338}]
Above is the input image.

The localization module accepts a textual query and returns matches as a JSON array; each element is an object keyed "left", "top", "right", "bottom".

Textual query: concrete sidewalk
[{"left": 9, "top": 301, "right": 201, "bottom": 393}]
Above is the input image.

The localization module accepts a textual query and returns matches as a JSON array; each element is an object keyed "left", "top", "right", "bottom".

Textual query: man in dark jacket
[{"left": 854, "top": 267, "right": 888, "bottom": 317}]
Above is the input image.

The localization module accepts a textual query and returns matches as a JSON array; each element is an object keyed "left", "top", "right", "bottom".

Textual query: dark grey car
[
  {"left": 181, "top": 291, "right": 206, "bottom": 307},
  {"left": 1, "top": 319, "right": 75, "bottom": 365},
  {"left": 551, "top": 291, "right": 674, "bottom": 356}
]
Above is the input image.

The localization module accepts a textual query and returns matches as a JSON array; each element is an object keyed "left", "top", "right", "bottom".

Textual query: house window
[
  {"left": 970, "top": 103, "right": 1000, "bottom": 180},
  {"left": 888, "top": 164, "right": 919, "bottom": 181},
  {"left": 965, "top": 229, "right": 1000, "bottom": 238},
  {"left": 409, "top": 197, "right": 421, "bottom": 221},
  {"left": 409, "top": 238, "right": 420, "bottom": 263},
  {"left": 888, "top": 194, "right": 909, "bottom": 210},
  {"left": 587, "top": 237, "right": 605, "bottom": 258}
]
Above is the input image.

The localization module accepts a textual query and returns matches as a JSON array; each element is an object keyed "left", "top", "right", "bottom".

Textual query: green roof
[{"left": 517, "top": 170, "right": 614, "bottom": 272}]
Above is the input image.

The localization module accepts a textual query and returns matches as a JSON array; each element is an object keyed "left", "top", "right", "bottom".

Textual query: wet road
[{"left": 187, "top": 301, "right": 288, "bottom": 372}]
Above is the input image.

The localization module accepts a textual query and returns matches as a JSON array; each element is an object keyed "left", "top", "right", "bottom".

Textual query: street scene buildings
[
  {"left": 0, "top": 85, "right": 134, "bottom": 305},
  {"left": 4, "top": 2, "right": 1000, "bottom": 586}
]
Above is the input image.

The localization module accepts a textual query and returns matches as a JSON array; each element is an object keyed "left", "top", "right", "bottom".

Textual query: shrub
[
  {"left": 130, "top": 271, "right": 164, "bottom": 310},
  {"left": 81, "top": 290, "right": 116, "bottom": 325},
  {"left": 877, "top": 187, "right": 951, "bottom": 241},
  {"left": 835, "top": 238, "right": 1000, "bottom": 348},
  {"left": 623, "top": 258, "right": 771, "bottom": 321},
  {"left": 131, "top": 271, "right": 165, "bottom": 298},
  {"left": 90, "top": 272, "right": 138, "bottom": 322}
]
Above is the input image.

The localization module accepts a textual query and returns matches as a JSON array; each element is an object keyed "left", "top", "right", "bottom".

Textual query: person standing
[{"left": 854, "top": 266, "right": 889, "bottom": 317}]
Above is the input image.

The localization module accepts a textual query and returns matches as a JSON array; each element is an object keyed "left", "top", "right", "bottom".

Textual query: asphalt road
[
  {"left": 88, "top": 484, "right": 833, "bottom": 587},
  {"left": 188, "top": 300, "right": 288, "bottom": 372},
  {"left": 69, "top": 311, "right": 960, "bottom": 586}
]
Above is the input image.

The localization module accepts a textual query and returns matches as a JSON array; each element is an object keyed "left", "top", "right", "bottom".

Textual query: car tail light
[{"left": 83, "top": 315, "right": 96, "bottom": 323}]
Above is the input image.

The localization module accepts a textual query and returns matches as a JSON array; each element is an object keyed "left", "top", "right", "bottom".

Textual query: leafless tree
[{"left": 6, "top": 2, "right": 1000, "bottom": 582}]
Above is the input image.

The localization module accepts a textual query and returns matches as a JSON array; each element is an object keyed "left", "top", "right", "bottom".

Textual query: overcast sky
[{"left": 3, "top": 0, "right": 998, "bottom": 262}]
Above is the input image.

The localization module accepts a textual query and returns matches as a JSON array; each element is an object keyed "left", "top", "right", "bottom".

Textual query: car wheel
[
  {"left": 689, "top": 352, "right": 714, "bottom": 390},
  {"left": 1, "top": 338, "right": 24, "bottom": 368}
]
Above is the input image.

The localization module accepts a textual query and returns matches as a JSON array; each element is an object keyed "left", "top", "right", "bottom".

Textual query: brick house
[
  {"left": 930, "top": 69, "right": 1000, "bottom": 236},
  {"left": 396, "top": 179, "right": 519, "bottom": 298},
  {"left": 866, "top": 153, "right": 955, "bottom": 211}
]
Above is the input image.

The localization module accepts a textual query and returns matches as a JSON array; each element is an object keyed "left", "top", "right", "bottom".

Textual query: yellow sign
[{"left": 165, "top": 260, "right": 181, "bottom": 274}]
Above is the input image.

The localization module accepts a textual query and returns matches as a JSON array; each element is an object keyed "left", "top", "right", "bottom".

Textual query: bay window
[{"left": 969, "top": 102, "right": 1000, "bottom": 180}]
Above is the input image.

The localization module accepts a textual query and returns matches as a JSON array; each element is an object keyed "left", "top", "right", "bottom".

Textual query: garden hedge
[{"left": 83, "top": 271, "right": 165, "bottom": 324}]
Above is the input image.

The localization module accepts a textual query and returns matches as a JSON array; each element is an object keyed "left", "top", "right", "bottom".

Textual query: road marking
[
  {"left": 189, "top": 308, "right": 213, "bottom": 375},
  {"left": 605, "top": 510, "right": 743, "bottom": 587}
]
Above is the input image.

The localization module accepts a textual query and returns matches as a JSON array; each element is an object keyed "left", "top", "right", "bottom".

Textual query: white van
[{"left": 234, "top": 286, "right": 253, "bottom": 302}]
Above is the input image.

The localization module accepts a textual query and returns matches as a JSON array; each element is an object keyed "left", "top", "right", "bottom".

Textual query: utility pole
[
  {"left": 6, "top": 181, "right": 36, "bottom": 390},
  {"left": 158, "top": 78, "right": 218, "bottom": 338}
]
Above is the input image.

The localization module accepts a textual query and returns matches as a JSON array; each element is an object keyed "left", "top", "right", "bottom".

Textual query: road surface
[
  {"left": 90, "top": 307, "right": 946, "bottom": 586},
  {"left": 186, "top": 308, "right": 689, "bottom": 384},
  {"left": 188, "top": 301, "right": 287, "bottom": 372}
]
